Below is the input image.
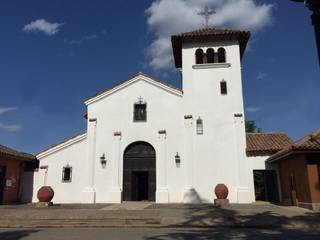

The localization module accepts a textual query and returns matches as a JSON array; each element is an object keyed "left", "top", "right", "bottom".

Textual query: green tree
[{"left": 245, "top": 120, "right": 262, "bottom": 133}]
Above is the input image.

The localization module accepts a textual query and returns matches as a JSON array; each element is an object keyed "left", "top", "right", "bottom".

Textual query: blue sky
[{"left": 0, "top": 0, "right": 319, "bottom": 154}]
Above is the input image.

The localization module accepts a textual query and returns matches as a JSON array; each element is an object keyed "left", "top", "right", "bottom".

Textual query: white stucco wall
[
  {"left": 249, "top": 155, "right": 269, "bottom": 170},
  {"left": 33, "top": 135, "right": 87, "bottom": 203},
  {"left": 85, "top": 77, "right": 184, "bottom": 203},
  {"left": 180, "top": 41, "right": 254, "bottom": 203}
]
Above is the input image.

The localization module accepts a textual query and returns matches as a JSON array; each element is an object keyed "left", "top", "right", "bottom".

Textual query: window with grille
[
  {"left": 62, "top": 165, "right": 72, "bottom": 182},
  {"left": 196, "top": 117, "right": 203, "bottom": 135},
  {"left": 220, "top": 81, "right": 227, "bottom": 95},
  {"left": 134, "top": 103, "right": 147, "bottom": 122}
]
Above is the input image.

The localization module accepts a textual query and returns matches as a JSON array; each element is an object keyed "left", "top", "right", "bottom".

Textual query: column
[
  {"left": 109, "top": 131, "right": 122, "bottom": 203},
  {"left": 156, "top": 130, "right": 169, "bottom": 203},
  {"left": 82, "top": 118, "right": 97, "bottom": 203},
  {"left": 183, "top": 114, "right": 196, "bottom": 203},
  {"left": 234, "top": 113, "right": 254, "bottom": 203}
]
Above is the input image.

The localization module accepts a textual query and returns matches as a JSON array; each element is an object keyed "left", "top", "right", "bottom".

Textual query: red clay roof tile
[
  {"left": 0, "top": 144, "right": 36, "bottom": 161},
  {"left": 246, "top": 132, "right": 293, "bottom": 156},
  {"left": 267, "top": 129, "right": 320, "bottom": 162}
]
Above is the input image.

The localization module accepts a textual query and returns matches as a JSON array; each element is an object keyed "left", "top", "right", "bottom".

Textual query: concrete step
[{"left": 0, "top": 218, "right": 162, "bottom": 228}]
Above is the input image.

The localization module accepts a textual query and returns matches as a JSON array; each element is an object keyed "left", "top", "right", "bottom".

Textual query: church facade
[{"left": 32, "top": 29, "right": 260, "bottom": 204}]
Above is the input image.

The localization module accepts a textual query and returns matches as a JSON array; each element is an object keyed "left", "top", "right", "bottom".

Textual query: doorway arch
[{"left": 123, "top": 141, "right": 156, "bottom": 201}]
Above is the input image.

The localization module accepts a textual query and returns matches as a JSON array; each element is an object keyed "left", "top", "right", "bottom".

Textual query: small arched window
[
  {"left": 196, "top": 117, "right": 203, "bottom": 135},
  {"left": 195, "top": 49, "right": 204, "bottom": 64},
  {"left": 220, "top": 80, "right": 227, "bottom": 95},
  {"left": 218, "top": 48, "right": 226, "bottom": 63},
  {"left": 206, "top": 48, "right": 214, "bottom": 64}
]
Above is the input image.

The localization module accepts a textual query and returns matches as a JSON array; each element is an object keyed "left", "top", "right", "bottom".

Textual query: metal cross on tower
[{"left": 198, "top": 6, "right": 216, "bottom": 28}]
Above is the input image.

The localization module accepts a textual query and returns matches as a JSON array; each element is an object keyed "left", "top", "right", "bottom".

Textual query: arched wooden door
[{"left": 123, "top": 142, "right": 156, "bottom": 201}]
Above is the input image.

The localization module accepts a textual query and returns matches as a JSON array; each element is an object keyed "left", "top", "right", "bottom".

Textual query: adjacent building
[
  {"left": 0, "top": 144, "right": 38, "bottom": 204},
  {"left": 267, "top": 129, "right": 320, "bottom": 211},
  {"left": 246, "top": 132, "right": 293, "bottom": 202}
]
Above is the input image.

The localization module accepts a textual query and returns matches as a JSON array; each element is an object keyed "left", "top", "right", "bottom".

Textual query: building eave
[
  {"left": 37, "top": 133, "right": 87, "bottom": 159},
  {"left": 84, "top": 72, "right": 183, "bottom": 106},
  {"left": 267, "top": 149, "right": 320, "bottom": 163}
]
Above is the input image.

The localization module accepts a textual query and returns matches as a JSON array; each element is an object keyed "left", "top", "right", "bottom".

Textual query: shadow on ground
[
  {"left": 146, "top": 205, "right": 320, "bottom": 240},
  {"left": 0, "top": 230, "right": 38, "bottom": 240}
]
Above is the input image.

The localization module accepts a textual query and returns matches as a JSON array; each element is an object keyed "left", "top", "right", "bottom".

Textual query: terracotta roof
[
  {"left": 246, "top": 132, "right": 293, "bottom": 156},
  {"left": 0, "top": 144, "right": 36, "bottom": 161},
  {"left": 85, "top": 72, "right": 182, "bottom": 103},
  {"left": 268, "top": 129, "right": 320, "bottom": 162},
  {"left": 291, "top": 129, "right": 320, "bottom": 150},
  {"left": 171, "top": 28, "right": 251, "bottom": 68}
]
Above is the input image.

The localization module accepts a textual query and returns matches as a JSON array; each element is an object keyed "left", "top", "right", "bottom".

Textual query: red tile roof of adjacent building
[
  {"left": 171, "top": 28, "right": 251, "bottom": 68},
  {"left": 246, "top": 132, "right": 293, "bottom": 156},
  {"left": 0, "top": 144, "right": 36, "bottom": 161},
  {"left": 291, "top": 129, "right": 320, "bottom": 150},
  {"left": 267, "top": 129, "right": 320, "bottom": 162}
]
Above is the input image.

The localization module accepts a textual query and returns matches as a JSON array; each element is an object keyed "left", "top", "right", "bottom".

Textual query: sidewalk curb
[{"left": 0, "top": 219, "right": 313, "bottom": 230}]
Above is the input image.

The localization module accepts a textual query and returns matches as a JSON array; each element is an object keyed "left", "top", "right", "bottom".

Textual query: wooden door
[
  {"left": 289, "top": 174, "right": 298, "bottom": 206},
  {"left": 123, "top": 142, "right": 156, "bottom": 201},
  {"left": 0, "top": 165, "right": 6, "bottom": 204}
]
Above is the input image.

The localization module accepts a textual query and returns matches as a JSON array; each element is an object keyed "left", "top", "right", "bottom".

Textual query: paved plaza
[{"left": 0, "top": 202, "right": 319, "bottom": 229}]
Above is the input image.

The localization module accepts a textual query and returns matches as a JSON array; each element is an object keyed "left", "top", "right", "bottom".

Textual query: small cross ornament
[{"left": 198, "top": 5, "right": 216, "bottom": 28}]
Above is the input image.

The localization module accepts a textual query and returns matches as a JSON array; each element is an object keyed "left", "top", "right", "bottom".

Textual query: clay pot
[
  {"left": 214, "top": 184, "right": 229, "bottom": 199},
  {"left": 37, "top": 186, "right": 54, "bottom": 202}
]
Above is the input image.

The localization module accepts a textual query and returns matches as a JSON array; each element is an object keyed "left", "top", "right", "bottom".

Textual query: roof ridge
[
  {"left": 85, "top": 72, "right": 182, "bottom": 104},
  {"left": 36, "top": 131, "right": 87, "bottom": 156},
  {"left": 0, "top": 144, "right": 36, "bottom": 161},
  {"left": 267, "top": 128, "right": 320, "bottom": 163},
  {"left": 293, "top": 128, "right": 320, "bottom": 146},
  {"left": 174, "top": 28, "right": 248, "bottom": 36},
  {"left": 246, "top": 132, "right": 287, "bottom": 135}
]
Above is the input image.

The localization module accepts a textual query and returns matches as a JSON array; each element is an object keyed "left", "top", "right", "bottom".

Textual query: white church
[{"left": 32, "top": 28, "right": 289, "bottom": 204}]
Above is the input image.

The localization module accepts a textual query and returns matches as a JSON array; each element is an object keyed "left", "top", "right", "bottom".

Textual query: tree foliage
[{"left": 245, "top": 120, "right": 262, "bottom": 133}]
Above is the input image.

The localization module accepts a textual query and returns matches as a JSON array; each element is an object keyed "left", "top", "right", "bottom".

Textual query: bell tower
[{"left": 171, "top": 29, "right": 255, "bottom": 203}]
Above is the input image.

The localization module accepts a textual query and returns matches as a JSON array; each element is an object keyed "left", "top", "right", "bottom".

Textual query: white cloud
[
  {"left": 0, "top": 123, "right": 23, "bottom": 132},
  {"left": 246, "top": 106, "right": 261, "bottom": 113},
  {"left": 0, "top": 107, "right": 17, "bottom": 115},
  {"left": 257, "top": 72, "right": 267, "bottom": 80},
  {"left": 146, "top": 0, "right": 274, "bottom": 70},
  {"left": 64, "top": 34, "right": 98, "bottom": 45},
  {"left": 23, "top": 19, "right": 64, "bottom": 36}
]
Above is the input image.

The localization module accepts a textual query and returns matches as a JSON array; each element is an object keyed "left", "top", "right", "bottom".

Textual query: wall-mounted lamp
[
  {"left": 100, "top": 153, "right": 107, "bottom": 168},
  {"left": 175, "top": 152, "right": 181, "bottom": 164}
]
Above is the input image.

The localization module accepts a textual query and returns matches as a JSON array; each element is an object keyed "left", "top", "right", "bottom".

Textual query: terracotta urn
[
  {"left": 214, "top": 184, "right": 229, "bottom": 199},
  {"left": 37, "top": 186, "right": 54, "bottom": 202}
]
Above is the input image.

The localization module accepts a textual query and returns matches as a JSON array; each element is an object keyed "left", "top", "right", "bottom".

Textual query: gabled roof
[
  {"left": 171, "top": 28, "right": 251, "bottom": 68},
  {"left": 37, "top": 132, "right": 87, "bottom": 159},
  {"left": 267, "top": 129, "right": 320, "bottom": 162},
  {"left": 84, "top": 72, "right": 183, "bottom": 105},
  {"left": 0, "top": 144, "right": 36, "bottom": 161},
  {"left": 246, "top": 132, "right": 293, "bottom": 156}
]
